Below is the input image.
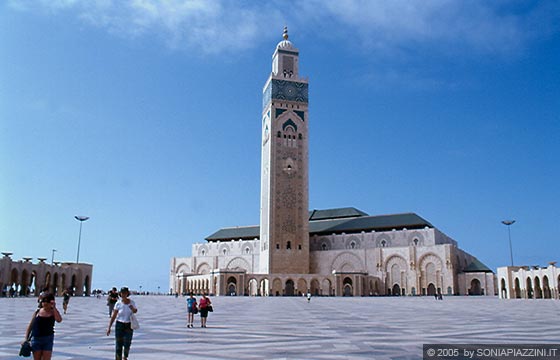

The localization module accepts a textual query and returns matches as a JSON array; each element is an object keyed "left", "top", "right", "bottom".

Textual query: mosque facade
[{"left": 170, "top": 29, "right": 495, "bottom": 297}]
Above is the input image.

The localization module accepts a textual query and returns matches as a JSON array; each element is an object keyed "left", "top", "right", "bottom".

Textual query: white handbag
[{"left": 130, "top": 313, "right": 140, "bottom": 330}]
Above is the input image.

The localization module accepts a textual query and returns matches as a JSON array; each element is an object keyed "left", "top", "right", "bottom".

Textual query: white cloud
[{"left": 7, "top": 0, "right": 558, "bottom": 56}]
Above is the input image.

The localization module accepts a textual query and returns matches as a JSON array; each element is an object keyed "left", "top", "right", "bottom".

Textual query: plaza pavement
[{"left": 1, "top": 295, "right": 559, "bottom": 360}]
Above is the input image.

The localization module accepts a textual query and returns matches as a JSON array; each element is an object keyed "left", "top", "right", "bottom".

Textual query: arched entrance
[
  {"left": 52, "top": 273, "right": 59, "bottom": 296},
  {"left": 260, "top": 279, "right": 269, "bottom": 296},
  {"left": 526, "top": 277, "right": 533, "bottom": 299},
  {"left": 83, "top": 275, "right": 91, "bottom": 296},
  {"left": 501, "top": 278, "right": 507, "bottom": 298},
  {"left": 248, "top": 279, "right": 258, "bottom": 296},
  {"left": 534, "top": 277, "right": 542, "bottom": 299},
  {"left": 10, "top": 269, "right": 19, "bottom": 296},
  {"left": 227, "top": 276, "right": 237, "bottom": 296},
  {"left": 392, "top": 284, "right": 401, "bottom": 296},
  {"left": 427, "top": 283, "right": 436, "bottom": 296},
  {"left": 310, "top": 279, "right": 320, "bottom": 296},
  {"left": 343, "top": 277, "right": 353, "bottom": 296},
  {"left": 543, "top": 276, "right": 551, "bottom": 299},
  {"left": 285, "top": 279, "right": 295, "bottom": 296},
  {"left": 514, "top": 278, "right": 521, "bottom": 298},
  {"left": 21, "top": 270, "right": 29, "bottom": 296},
  {"left": 469, "top": 279, "right": 482, "bottom": 295}
]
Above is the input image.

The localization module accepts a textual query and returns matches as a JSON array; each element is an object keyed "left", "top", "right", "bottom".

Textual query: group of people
[{"left": 22, "top": 287, "right": 213, "bottom": 360}]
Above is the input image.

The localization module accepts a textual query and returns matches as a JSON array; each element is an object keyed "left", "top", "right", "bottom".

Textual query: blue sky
[{"left": 1, "top": 1, "right": 559, "bottom": 293}]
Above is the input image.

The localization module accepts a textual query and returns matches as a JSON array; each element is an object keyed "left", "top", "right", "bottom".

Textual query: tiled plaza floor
[{"left": 0, "top": 295, "right": 559, "bottom": 359}]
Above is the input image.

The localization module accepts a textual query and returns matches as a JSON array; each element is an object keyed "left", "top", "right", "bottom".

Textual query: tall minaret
[{"left": 260, "top": 27, "right": 309, "bottom": 274}]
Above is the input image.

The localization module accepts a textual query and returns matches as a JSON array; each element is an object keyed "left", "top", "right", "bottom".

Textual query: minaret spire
[{"left": 283, "top": 26, "right": 289, "bottom": 40}]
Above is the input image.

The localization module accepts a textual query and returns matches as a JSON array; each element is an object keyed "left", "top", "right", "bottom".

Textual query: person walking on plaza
[
  {"left": 25, "top": 293, "right": 63, "bottom": 360},
  {"left": 186, "top": 293, "right": 198, "bottom": 328},
  {"left": 107, "top": 287, "right": 119, "bottom": 317},
  {"left": 107, "top": 287, "right": 138, "bottom": 360},
  {"left": 62, "top": 289, "right": 71, "bottom": 314},
  {"left": 198, "top": 293, "right": 212, "bottom": 328}
]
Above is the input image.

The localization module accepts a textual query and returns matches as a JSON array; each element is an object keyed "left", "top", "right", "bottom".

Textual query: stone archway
[
  {"left": 385, "top": 255, "right": 407, "bottom": 295},
  {"left": 248, "top": 278, "right": 258, "bottom": 296},
  {"left": 272, "top": 278, "right": 282, "bottom": 296},
  {"left": 500, "top": 278, "right": 507, "bottom": 298},
  {"left": 310, "top": 279, "right": 320, "bottom": 296},
  {"left": 543, "top": 276, "right": 551, "bottom": 299},
  {"left": 534, "top": 277, "right": 543, "bottom": 298},
  {"left": 514, "top": 278, "right": 521, "bottom": 298},
  {"left": 21, "top": 270, "right": 30, "bottom": 296},
  {"left": 321, "top": 278, "right": 332, "bottom": 296},
  {"left": 227, "top": 276, "right": 237, "bottom": 296},
  {"left": 343, "top": 277, "right": 353, "bottom": 296},
  {"left": 392, "top": 284, "right": 401, "bottom": 296},
  {"left": 427, "top": 283, "right": 436, "bottom": 296},
  {"left": 469, "top": 279, "right": 482, "bottom": 295},
  {"left": 526, "top": 277, "right": 533, "bottom": 298},
  {"left": 285, "top": 279, "right": 295, "bottom": 296},
  {"left": 331, "top": 252, "right": 364, "bottom": 272}
]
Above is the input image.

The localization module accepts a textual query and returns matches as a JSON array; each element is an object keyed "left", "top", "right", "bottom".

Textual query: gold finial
[{"left": 283, "top": 26, "right": 288, "bottom": 40}]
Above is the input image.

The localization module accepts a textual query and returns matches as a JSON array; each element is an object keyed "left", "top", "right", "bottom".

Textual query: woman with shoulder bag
[
  {"left": 25, "top": 293, "right": 63, "bottom": 360},
  {"left": 107, "top": 287, "right": 138, "bottom": 360},
  {"left": 198, "top": 293, "right": 212, "bottom": 328}
]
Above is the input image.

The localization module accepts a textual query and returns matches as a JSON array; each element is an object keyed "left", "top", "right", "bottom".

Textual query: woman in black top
[{"left": 25, "top": 293, "right": 62, "bottom": 360}]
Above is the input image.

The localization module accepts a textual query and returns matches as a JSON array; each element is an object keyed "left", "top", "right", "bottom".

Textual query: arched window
[
  {"left": 287, "top": 241, "right": 291, "bottom": 250},
  {"left": 381, "top": 240, "right": 387, "bottom": 247},
  {"left": 413, "top": 238, "right": 419, "bottom": 246},
  {"left": 321, "top": 243, "right": 327, "bottom": 251}
]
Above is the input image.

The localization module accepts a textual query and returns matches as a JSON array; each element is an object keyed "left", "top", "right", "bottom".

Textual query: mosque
[{"left": 170, "top": 28, "right": 496, "bottom": 297}]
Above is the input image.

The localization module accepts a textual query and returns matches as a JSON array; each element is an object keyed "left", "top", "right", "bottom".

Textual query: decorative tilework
[
  {"left": 294, "top": 110, "right": 305, "bottom": 121},
  {"left": 271, "top": 80, "right": 308, "bottom": 103},
  {"left": 263, "top": 81, "right": 272, "bottom": 109},
  {"left": 282, "top": 119, "right": 297, "bottom": 131},
  {"left": 275, "top": 108, "right": 287, "bottom": 118}
]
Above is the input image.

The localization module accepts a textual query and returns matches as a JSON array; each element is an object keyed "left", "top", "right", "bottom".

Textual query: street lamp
[
  {"left": 51, "top": 249, "right": 57, "bottom": 265},
  {"left": 501, "top": 220, "right": 516, "bottom": 266},
  {"left": 74, "top": 216, "right": 90, "bottom": 263}
]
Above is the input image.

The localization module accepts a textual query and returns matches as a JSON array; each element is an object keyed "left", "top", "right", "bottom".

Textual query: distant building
[
  {"left": 497, "top": 263, "right": 559, "bottom": 299},
  {"left": 170, "top": 28, "right": 495, "bottom": 297},
  {"left": 0, "top": 252, "right": 92, "bottom": 297}
]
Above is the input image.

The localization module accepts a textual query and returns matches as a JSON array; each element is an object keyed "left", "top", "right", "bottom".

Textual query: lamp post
[
  {"left": 51, "top": 249, "right": 57, "bottom": 265},
  {"left": 501, "top": 220, "right": 516, "bottom": 266},
  {"left": 74, "top": 216, "right": 90, "bottom": 263}
]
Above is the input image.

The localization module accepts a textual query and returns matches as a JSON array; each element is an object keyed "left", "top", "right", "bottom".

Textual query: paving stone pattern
[{"left": 1, "top": 296, "right": 558, "bottom": 359}]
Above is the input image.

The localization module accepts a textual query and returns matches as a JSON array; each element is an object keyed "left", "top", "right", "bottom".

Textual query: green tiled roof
[
  {"left": 308, "top": 207, "right": 368, "bottom": 220},
  {"left": 205, "top": 208, "right": 433, "bottom": 241},
  {"left": 205, "top": 226, "right": 260, "bottom": 241},
  {"left": 463, "top": 258, "right": 493, "bottom": 273}
]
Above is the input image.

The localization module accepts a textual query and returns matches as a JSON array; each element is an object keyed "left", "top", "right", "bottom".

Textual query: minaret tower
[{"left": 260, "top": 27, "right": 309, "bottom": 274}]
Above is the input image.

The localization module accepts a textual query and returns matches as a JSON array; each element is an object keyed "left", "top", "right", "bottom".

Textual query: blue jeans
[{"left": 115, "top": 321, "right": 133, "bottom": 359}]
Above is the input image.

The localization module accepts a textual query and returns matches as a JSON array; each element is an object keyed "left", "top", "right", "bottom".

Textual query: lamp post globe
[{"left": 74, "top": 216, "right": 90, "bottom": 264}]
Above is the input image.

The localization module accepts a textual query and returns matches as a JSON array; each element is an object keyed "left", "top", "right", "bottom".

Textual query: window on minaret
[
  {"left": 287, "top": 241, "right": 291, "bottom": 249},
  {"left": 283, "top": 127, "right": 297, "bottom": 147},
  {"left": 283, "top": 56, "right": 294, "bottom": 77}
]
